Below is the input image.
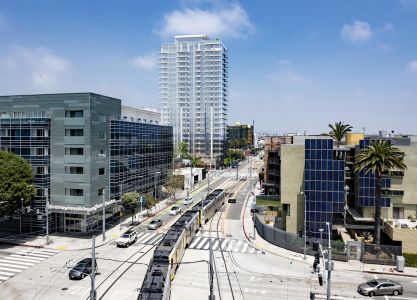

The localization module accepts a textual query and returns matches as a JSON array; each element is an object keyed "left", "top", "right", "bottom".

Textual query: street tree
[
  {"left": 328, "top": 121, "right": 352, "bottom": 147},
  {"left": 0, "top": 151, "right": 36, "bottom": 217},
  {"left": 164, "top": 175, "right": 183, "bottom": 203},
  {"left": 144, "top": 193, "right": 157, "bottom": 216},
  {"left": 178, "top": 141, "right": 191, "bottom": 160},
  {"left": 122, "top": 191, "right": 139, "bottom": 224},
  {"left": 353, "top": 140, "right": 407, "bottom": 245}
]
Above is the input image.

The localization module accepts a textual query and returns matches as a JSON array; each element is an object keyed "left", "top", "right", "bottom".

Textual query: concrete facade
[{"left": 280, "top": 144, "right": 305, "bottom": 234}]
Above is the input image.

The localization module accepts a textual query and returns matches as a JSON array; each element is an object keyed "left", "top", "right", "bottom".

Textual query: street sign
[
  {"left": 250, "top": 208, "right": 259, "bottom": 213},
  {"left": 228, "top": 198, "right": 236, "bottom": 204},
  {"left": 139, "top": 196, "right": 146, "bottom": 205}
]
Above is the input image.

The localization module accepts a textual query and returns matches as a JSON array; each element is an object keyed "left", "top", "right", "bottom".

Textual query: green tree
[
  {"left": 191, "top": 156, "right": 203, "bottom": 167},
  {"left": 328, "top": 121, "right": 353, "bottom": 147},
  {"left": 354, "top": 140, "right": 407, "bottom": 245},
  {"left": 164, "top": 175, "right": 184, "bottom": 203},
  {"left": 122, "top": 191, "right": 139, "bottom": 224},
  {"left": 144, "top": 193, "right": 157, "bottom": 216},
  {"left": 178, "top": 142, "right": 191, "bottom": 160},
  {"left": 0, "top": 151, "right": 36, "bottom": 216}
]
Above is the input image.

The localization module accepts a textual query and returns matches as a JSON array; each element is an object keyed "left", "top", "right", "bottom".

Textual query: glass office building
[
  {"left": 304, "top": 139, "right": 345, "bottom": 238},
  {"left": 0, "top": 117, "right": 51, "bottom": 232},
  {"left": 0, "top": 93, "right": 173, "bottom": 233},
  {"left": 110, "top": 120, "right": 173, "bottom": 199}
]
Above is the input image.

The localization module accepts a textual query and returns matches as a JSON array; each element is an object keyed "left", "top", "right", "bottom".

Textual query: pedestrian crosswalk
[
  {"left": 188, "top": 236, "right": 264, "bottom": 254},
  {"left": 0, "top": 248, "right": 59, "bottom": 284}
]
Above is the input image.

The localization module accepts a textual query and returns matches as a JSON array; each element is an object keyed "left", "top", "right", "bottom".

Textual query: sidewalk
[
  {"left": 241, "top": 182, "right": 417, "bottom": 279},
  {"left": 0, "top": 170, "right": 224, "bottom": 252}
]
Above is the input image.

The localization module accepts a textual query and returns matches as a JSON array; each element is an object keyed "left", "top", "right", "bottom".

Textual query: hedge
[{"left": 403, "top": 253, "right": 417, "bottom": 268}]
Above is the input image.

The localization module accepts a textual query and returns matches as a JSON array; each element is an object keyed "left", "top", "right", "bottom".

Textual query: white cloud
[
  {"left": 341, "top": 21, "right": 373, "bottom": 42},
  {"left": 158, "top": 3, "right": 254, "bottom": 38},
  {"left": 129, "top": 53, "right": 158, "bottom": 70},
  {"left": 268, "top": 71, "right": 305, "bottom": 84},
  {"left": 406, "top": 60, "right": 417, "bottom": 73},
  {"left": 1, "top": 46, "right": 70, "bottom": 89}
]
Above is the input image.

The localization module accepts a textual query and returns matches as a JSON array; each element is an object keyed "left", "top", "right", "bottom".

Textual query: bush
[
  {"left": 333, "top": 240, "right": 345, "bottom": 253},
  {"left": 403, "top": 253, "right": 417, "bottom": 268}
]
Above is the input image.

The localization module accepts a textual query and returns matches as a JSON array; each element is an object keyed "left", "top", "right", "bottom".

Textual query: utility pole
[
  {"left": 210, "top": 106, "right": 213, "bottom": 171},
  {"left": 102, "top": 190, "right": 106, "bottom": 242},
  {"left": 207, "top": 172, "right": 210, "bottom": 196},
  {"left": 236, "top": 162, "right": 239, "bottom": 180},
  {"left": 90, "top": 235, "right": 97, "bottom": 300},
  {"left": 46, "top": 199, "right": 50, "bottom": 245},
  {"left": 326, "top": 222, "right": 332, "bottom": 300},
  {"left": 209, "top": 238, "right": 215, "bottom": 300},
  {"left": 20, "top": 198, "right": 23, "bottom": 235},
  {"left": 253, "top": 211, "right": 256, "bottom": 239}
]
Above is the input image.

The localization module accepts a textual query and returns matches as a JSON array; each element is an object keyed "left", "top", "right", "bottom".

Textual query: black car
[{"left": 69, "top": 258, "right": 97, "bottom": 280}]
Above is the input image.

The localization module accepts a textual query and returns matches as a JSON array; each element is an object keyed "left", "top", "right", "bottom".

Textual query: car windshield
[
  {"left": 172, "top": 206, "right": 178, "bottom": 210},
  {"left": 367, "top": 280, "right": 379, "bottom": 287},
  {"left": 121, "top": 234, "right": 129, "bottom": 238},
  {"left": 150, "top": 221, "right": 156, "bottom": 224},
  {"left": 73, "top": 263, "right": 87, "bottom": 271}
]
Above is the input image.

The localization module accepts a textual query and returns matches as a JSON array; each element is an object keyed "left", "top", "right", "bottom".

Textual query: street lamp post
[
  {"left": 326, "top": 222, "right": 332, "bottom": 300},
  {"left": 299, "top": 192, "right": 307, "bottom": 260},
  {"left": 154, "top": 171, "right": 161, "bottom": 213},
  {"left": 44, "top": 188, "right": 50, "bottom": 245},
  {"left": 102, "top": 189, "right": 106, "bottom": 242},
  {"left": 20, "top": 198, "right": 23, "bottom": 235},
  {"left": 344, "top": 185, "right": 349, "bottom": 225}
]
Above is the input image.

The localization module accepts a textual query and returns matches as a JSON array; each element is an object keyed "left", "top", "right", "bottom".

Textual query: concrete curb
[
  {"left": 364, "top": 270, "right": 417, "bottom": 278},
  {"left": 0, "top": 239, "right": 44, "bottom": 249}
]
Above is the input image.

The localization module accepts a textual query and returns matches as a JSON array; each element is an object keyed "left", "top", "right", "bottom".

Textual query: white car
[
  {"left": 170, "top": 206, "right": 181, "bottom": 215},
  {"left": 116, "top": 230, "right": 137, "bottom": 247},
  {"left": 183, "top": 197, "right": 193, "bottom": 205}
]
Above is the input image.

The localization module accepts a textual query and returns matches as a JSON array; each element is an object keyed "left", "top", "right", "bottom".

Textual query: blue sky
[{"left": 0, "top": 0, "right": 416, "bottom": 134}]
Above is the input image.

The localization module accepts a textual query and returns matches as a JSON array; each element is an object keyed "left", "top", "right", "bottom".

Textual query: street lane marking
[
  {"left": 234, "top": 240, "right": 243, "bottom": 252},
  {"left": 226, "top": 240, "right": 235, "bottom": 251},
  {"left": 0, "top": 275, "right": 9, "bottom": 280},
  {"left": 241, "top": 243, "right": 249, "bottom": 253},
  {"left": 10, "top": 255, "right": 44, "bottom": 262},
  {"left": 0, "top": 270, "right": 14, "bottom": 276},
  {"left": 136, "top": 233, "right": 153, "bottom": 243},
  {"left": 0, "top": 259, "right": 34, "bottom": 266},
  {"left": 142, "top": 233, "right": 159, "bottom": 244},
  {"left": 221, "top": 239, "right": 228, "bottom": 250},
  {"left": 197, "top": 237, "right": 207, "bottom": 249},
  {"left": 152, "top": 235, "right": 164, "bottom": 245},
  {"left": 4, "top": 257, "right": 37, "bottom": 264},
  {"left": 0, "top": 266, "right": 23, "bottom": 273}
]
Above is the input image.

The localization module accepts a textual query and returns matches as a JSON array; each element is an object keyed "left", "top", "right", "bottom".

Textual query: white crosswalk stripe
[
  {"left": 188, "top": 237, "right": 263, "bottom": 254},
  {"left": 0, "top": 248, "right": 59, "bottom": 284},
  {"left": 134, "top": 232, "right": 165, "bottom": 245}
]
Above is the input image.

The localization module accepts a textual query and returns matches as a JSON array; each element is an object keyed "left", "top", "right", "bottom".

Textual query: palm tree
[
  {"left": 328, "top": 122, "right": 353, "bottom": 147},
  {"left": 353, "top": 140, "right": 407, "bottom": 245}
]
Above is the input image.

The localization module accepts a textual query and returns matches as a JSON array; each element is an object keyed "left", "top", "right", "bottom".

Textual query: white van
[{"left": 183, "top": 197, "right": 193, "bottom": 205}]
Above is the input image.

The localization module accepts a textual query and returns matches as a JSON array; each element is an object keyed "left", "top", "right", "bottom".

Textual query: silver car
[
  {"left": 357, "top": 279, "right": 403, "bottom": 297},
  {"left": 147, "top": 219, "right": 162, "bottom": 230}
]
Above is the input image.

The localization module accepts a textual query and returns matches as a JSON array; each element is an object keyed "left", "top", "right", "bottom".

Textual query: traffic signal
[
  {"left": 318, "top": 274, "right": 323, "bottom": 286},
  {"left": 312, "top": 241, "right": 319, "bottom": 252},
  {"left": 314, "top": 253, "right": 320, "bottom": 264}
]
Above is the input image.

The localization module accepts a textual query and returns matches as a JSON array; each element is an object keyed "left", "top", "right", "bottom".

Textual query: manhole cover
[{"left": 61, "top": 288, "right": 68, "bottom": 291}]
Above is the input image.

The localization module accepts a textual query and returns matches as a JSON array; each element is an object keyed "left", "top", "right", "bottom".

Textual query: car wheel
[
  {"left": 393, "top": 290, "right": 399, "bottom": 296},
  {"left": 368, "top": 291, "right": 374, "bottom": 297}
]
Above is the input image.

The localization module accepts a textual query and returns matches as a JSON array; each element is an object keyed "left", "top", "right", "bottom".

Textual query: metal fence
[
  {"left": 362, "top": 244, "right": 402, "bottom": 266},
  {"left": 255, "top": 215, "right": 403, "bottom": 265}
]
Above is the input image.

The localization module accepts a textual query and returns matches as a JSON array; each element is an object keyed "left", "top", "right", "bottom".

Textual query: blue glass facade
[
  {"left": 304, "top": 139, "right": 345, "bottom": 238},
  {"left": 0, "top": 118, "right": 51, "bottom": 232},
  {"left": 110, "top": 120, "right": 173, "bottom": 199},
  {"left": 358, "top": 139, "right": 391, "bottom": 207}
]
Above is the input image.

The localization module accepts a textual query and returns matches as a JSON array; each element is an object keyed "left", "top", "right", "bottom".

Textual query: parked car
[
  {"left": 170, "top": 206, "right": 181, "bottom": 215},
  {"left": 148, "top": 219, "right": 163, "bottom": 230},
  {"left": 69, "top": 258, "right": 97, "bottom": 280},
  {"left": 116, "top": 230, "right": 137, "bottom": 248},
  {"left": 357, "top": 279, "right": 403, "bottom": 297},
  {"left": 183, "top": 197, "right": 193, "bottom": 205}
]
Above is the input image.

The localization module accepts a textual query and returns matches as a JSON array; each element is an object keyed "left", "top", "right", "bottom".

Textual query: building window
[
  {"left": 65, "top": 110, "right": 84, "bottom": 118},
  {"left": 65, "top": 129, "right": 84, "bottom": 136},
  {"left": 123, "top": 116, "right": 128, "bottom": 120},
  {"left": 66, "top": 188, "right": 83, "bottom": 196},
  {"left": 65, "top": 166, "right": 84, "bottom": 174},
  {"left": 65, "top": 148, "right": 84, "bottom": 155},
  {"left": 99, "top": 168, "right": 105, "bottom": 175},
  {"left": 99, "top": 150, "right": 106, "bottom": 157},
  {"left": 99, "top": 131, "right": 106, "bottom": 140},
  {"left": 98, "top": 188, "right": 104, "bottom": 196}
]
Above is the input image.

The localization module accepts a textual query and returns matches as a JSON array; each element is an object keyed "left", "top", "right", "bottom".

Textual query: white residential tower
[{"left": 160, "top": 35, "right": 228, "bottom": 160}]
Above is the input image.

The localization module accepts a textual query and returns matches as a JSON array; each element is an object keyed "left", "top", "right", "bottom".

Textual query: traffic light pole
[{"left": 90, "top": 235, "right": 96, "bottom": 300}]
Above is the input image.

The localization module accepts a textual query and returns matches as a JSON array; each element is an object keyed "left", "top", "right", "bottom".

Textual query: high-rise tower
[{"left": 160, "top": 35, "right": 228, "bottom": 161}]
